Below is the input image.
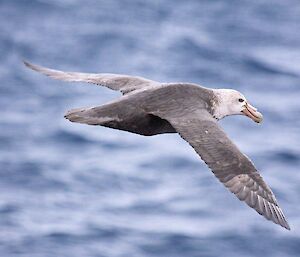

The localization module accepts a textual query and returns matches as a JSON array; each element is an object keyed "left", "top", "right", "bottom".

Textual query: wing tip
[
  {"left": 278, "top": 210, "right": 291, "bottom": 230},
  {"left": 258, "top": 201, "right": 291, "bottom": 230},
  {"left": 23, "top": 59, "right": 35, "bottom": 69},
  {"left": 23, "top": 59, "right": 30, "bottom": 67},
  {"left": 276, "top": 217, "right": 291, "bottom": 230},
  {"left": 23, "top": 60, "right": 44, "bottom": 73},
  {"left": 224, "top": 174, "right": 291, "bottom": 231},
  {"left": 255, "top": 198, "right": 291, "bottom": 230},
  {"left": 283, "top": 222, "right": 291, "bottom": 230}
]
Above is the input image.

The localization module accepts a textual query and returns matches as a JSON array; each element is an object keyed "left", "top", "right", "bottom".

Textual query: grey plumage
[
  {"left": 24, "top": 61, "right": 159, "bottom": 95},
  {"left": 24, "top": 61, "right": 290, "bottom": 230}
]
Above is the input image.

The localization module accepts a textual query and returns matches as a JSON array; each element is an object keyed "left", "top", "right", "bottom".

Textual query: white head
[{"left": 212, "top": 89, "right": 263, "bottom": 123}]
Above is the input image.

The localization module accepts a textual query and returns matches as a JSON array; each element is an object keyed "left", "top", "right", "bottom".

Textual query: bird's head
[{"left": 212, "top": 89, "right": 263, "bottom": 123}]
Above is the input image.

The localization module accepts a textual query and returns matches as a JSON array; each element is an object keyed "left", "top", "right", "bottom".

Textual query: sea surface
[{"left": 1, "top": 0, "right": 300, "bottom": 256}]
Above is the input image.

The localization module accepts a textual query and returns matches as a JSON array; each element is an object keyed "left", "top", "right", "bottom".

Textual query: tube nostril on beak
[{"left": 247, "top": 103, "right": 257, "bottom": 111}]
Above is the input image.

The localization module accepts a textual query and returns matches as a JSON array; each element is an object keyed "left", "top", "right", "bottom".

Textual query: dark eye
[{"left": 238, "top": 98, "right": 244, "bottom": 103}]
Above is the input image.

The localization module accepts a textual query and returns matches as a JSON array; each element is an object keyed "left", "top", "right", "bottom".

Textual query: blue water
[{"left": 1, "top": 0, "right": 300, "bottom": 256}]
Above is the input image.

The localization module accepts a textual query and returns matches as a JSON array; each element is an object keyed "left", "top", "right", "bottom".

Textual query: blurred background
[{"left": 1, "top": 0, "right": 300, "bottom": 256}]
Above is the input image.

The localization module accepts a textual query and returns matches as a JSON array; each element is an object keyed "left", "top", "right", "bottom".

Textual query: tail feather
[{"left": 64, "top": 108, "right": 115, "bottom": 126}]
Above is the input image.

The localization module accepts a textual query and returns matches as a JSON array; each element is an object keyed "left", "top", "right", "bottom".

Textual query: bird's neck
[{"left": 211, "top": 89, "right": 233, "bottom": 120}]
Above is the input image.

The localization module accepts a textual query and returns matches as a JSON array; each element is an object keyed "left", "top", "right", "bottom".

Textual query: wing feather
[
  {"left": 24, "top": 61, "right": 159, "bottom": 94},
  {"left": 155, "top": 112, "right": 290, "bottom": 230}
]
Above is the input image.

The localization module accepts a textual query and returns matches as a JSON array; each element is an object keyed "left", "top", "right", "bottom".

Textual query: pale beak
[{"left": 241, "top": 103, "right": 263, "bottom": 123}]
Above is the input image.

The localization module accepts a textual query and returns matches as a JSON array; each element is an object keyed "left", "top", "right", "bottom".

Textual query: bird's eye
[{"left": 238, "top": 98, "right": 244, "bottom": 103}]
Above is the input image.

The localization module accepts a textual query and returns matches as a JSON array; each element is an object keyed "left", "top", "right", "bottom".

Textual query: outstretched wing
[
  {"left": 24, "top": 61, "right": 160, "bottom": 94},
  {"left": 156, "top": 110, "right": 290, "bottom": 230}
]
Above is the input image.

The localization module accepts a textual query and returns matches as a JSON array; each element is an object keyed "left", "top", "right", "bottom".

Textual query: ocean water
[{"left": 1, "top": 0, "right": 300, "bottom": 256}]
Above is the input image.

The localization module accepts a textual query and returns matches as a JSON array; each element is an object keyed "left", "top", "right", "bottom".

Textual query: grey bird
[{"left": 24, "top": 61, "right": 290, "bottom": 230}]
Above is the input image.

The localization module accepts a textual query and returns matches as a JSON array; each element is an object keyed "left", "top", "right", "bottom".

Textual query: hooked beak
[{"left": 241, "top": 103, "right": 263, "bottom": 123}]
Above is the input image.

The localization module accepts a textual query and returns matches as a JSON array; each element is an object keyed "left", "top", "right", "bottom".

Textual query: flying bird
[{"left": 24, "top": 61, "right": 290, "bottom": 230}]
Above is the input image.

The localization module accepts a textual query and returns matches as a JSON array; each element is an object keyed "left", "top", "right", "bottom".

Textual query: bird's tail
[{"left": 64, "top": 107, "right": 116, "bottom": 126}]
